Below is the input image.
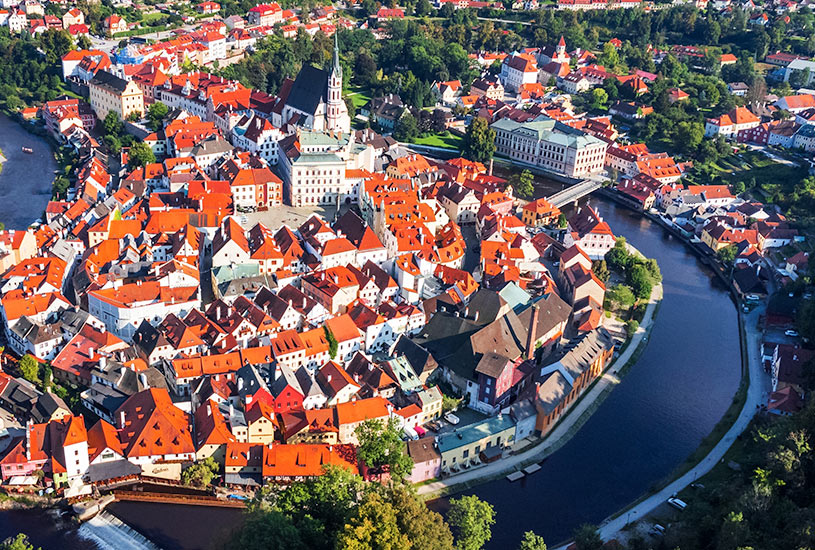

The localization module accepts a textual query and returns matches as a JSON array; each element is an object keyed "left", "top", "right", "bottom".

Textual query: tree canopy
[
  {"left": 355, "top": 418, "right": 414, "bottom": 480},
  {"left": 461, "top": 117, "right": 496, "bottom": 163},
  {"left": 448, "top": 495, "right": 495, "bottom": 550}
]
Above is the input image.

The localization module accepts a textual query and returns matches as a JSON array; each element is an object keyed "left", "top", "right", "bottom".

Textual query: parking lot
[{"left": 425, "top": 407, "right": 489, "bottom": 437}]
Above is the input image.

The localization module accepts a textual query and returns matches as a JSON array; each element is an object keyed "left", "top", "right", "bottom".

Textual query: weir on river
[{"left": 78, "top": 511, "right": 163, "bottom": 550}]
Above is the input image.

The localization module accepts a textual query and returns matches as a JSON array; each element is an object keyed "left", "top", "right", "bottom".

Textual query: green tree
[
  {"left": 232, "top": 511, "right": 306, "bottom": 550},
  {"left": 518, "top": 531, "right": 547, "bottom": 550},
  {"left": 510, "top": 169, "right": 534, "bottom": 199},
  {"left": 573, "top": 524, "right": 603, "bottom": 550},
  {"left": 355, "top": 418, "right": 414, "bottom": 480},
  {"left": 336, "top": 492, "right": 410, "bottom": 550},
  {"left": 146, "top": 102, "right": 169, "bottom": 131},
  {"left": 0, "top": 534, "right": 39, "bottom": 550},
  {"left": 557, "top": 214, "right": 567, "bottom": 229},
  {"left": 674, "top": 121, "right": 704, "bottom": 155},
  {"left": 272, "top": 465, "right": 365, "bottom": 549},
  {"left": 393, "top": 113, "right": 419, "bottom": 142},
  {"left": 128, "top": 142, "right": 156, "bottom": 168},
  {"left": 386, "top": 484, "right": 455, "bottom": 550},
  {"left": 625, "top": 319, "right": 639, "bottom": 337},
  {"left": 104, "top": 135, "right": 122, "bottom": 154},
  {"left": 37, "top": 30, "right": 73, "bottom": 64},
  {"left": 448, "top": 495, "right": 495, "bottom": 550},
  {"left": 605, "top": 237, "right": 630, "bottom": 271},
  {"left": 102, "top": 111, "right": 123, "bottom": 137},
  {"left": 181, "top": 456, "right": 219, "bottom": 488},
  {"left": 733, "top": 180, "right": 746, "bottom": 195},
  {"left": 18, "top": 355, "right": 40, "bottom": 384},
  {"left": 626, "top": 264, "right": 653, "bottom": 300},
  {"left": 643, "top": 258, "right": 661, "bottom": 283},
  {"left": 592, "top": 260, "right": 610, "bottom": 283},
  {"left": 77, "top": 35, "right": 93, "bottom": 50},
  {"left": 324, "top": 325, "right": 338, "bottom": 359},
  {"left": 461, "top": 117, "right": 495, "bottom": 163},
  {"left": 53, "top": 176, "right": 70, "bottom": 200},
  {"left": 590, "top": 88, "right": 608, "bottom": 109},
  {"left": 717, "top": 244, "right": 738, "bottom": 266},
  {"left": 605, "top": 284, "right": 636, "bottom": 309}
]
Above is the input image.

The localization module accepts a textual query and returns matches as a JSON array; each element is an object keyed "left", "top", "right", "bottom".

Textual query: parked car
[
  {"left": 444, "top": 413, "right": 460, "bottom": 425},
  {"left": 667, "top": 497, "right": 687, "bottom": 511},
  {"left": 745, "top": 294, "right": 760, "bottom": 302},
  {"left": 651, "top": 524, "right": 666, "bottom": 536},
  {"left": 690, "top": 482, "right": 705, "bottom": 490},
  {"left": 785, "top": 330, "right": 799, "bottom": 337}
]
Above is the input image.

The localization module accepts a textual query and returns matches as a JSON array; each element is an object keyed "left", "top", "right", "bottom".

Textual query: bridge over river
[{"left": 546, "top": 179, "right": 604, "bottom": 208}]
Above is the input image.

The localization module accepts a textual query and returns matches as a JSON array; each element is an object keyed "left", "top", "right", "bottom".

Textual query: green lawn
[
  {"left": 410, "top": 132, "right": 464, "bottom": 150},
  {"left": 347, "top": 86, "right": 372, "bottom": 110},
  {"left": 140, "top": 11, "right": 165, "bottom": 23}
]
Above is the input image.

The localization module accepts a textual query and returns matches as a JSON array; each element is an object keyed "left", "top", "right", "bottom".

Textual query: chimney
[
  {"left": 119, "top": 410, "right": 126, "bottom": 429},
  {"left": 206, "top": 403, "right": 211, "bottom": 415},
  {"left": 89, "top": 347, "right": 95, "bottom": 360},
  {"left": 489, "top": 158, "right": 494, "bottom": 176},
  {"left": 138, "top": 372, "right": 148, "bottom": 388},
  {"left": 526, "top": 304, "right": 539, "bottom": 361},
  {"left": 99, "top": 356, "right": 107, "bottom": 370}
]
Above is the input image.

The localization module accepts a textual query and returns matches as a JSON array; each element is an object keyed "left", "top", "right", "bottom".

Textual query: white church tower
[{"left": 326, "top": 33, "right": 351, "bottom": 134}]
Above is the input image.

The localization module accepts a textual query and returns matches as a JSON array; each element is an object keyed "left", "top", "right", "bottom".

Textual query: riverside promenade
[
  {"left": 418, "top": 281, "right": 664, "bottom": 498},
  {"left": 552, "top": 301, "right": 769, "bottom": 548}
]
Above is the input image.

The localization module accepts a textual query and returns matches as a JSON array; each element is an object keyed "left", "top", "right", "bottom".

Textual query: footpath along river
[{"left": 429, "top": 196, "right": 742, "bottom": 548}]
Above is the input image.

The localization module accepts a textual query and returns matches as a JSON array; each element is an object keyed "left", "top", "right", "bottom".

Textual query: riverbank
[
  {"left": 553, "top": 300, "right": 767, "bottom": 548},
  {"left": 546, "top": 194, "right": 769, "bottom": 549},
  {"left": 419, "top": 276, "right": 664, "bottom": 500}
]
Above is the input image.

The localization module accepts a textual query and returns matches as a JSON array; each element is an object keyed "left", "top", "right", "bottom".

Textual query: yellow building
[
  {"left": 88, "top": 70, "right": 144, "bottom": 122},
  {"left": 436, "top": 414, "right": 516, "bottom": 473}
]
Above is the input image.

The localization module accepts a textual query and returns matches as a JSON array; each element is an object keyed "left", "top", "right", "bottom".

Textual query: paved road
[
  {"left": 552, "top": 303, "right": 770, "bottom": 548},
  {"left": 417, "top": 281, "right": 664, "bottom": 497}
]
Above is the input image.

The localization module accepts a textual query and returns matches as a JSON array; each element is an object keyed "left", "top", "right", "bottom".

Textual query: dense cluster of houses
[{"left": 0, "top": 27, "right": 647, "bottom": 495}]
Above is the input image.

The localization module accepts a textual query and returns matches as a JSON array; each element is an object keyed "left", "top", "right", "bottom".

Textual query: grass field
[
  {"left": 347, "top": 86, "right": 371, "bottom": 111},
  {"left": 410, "top": 132, "right": 464, "bottom": 150},
  {"left": 140, "top": 12, "right": 165, "bottom": 22}
]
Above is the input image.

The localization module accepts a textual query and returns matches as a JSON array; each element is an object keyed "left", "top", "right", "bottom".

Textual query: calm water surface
[{"left": 0, "top": 114, "right": 56, "bottom": 229}]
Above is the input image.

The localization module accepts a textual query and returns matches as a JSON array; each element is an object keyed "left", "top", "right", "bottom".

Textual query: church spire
[{"left": 332, "top": 32, "right": 341, "bottom": 77}]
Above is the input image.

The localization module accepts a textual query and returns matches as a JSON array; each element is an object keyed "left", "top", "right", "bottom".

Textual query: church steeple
[
  {"left": 332, "top": 32, "right": 342, "bottom": 80},
  {"left": 326, "top": 32, "right": 348, "bottom": 133}
]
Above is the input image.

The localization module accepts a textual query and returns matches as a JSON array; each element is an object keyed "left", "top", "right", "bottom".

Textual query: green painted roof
[{"left": 436, "top": 414, "right": 516, "bottom": 453}]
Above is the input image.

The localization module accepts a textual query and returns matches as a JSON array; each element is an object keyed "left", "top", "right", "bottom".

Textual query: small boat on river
[{"left": 21, "top": 147, "right": 33, "bottom": 154}]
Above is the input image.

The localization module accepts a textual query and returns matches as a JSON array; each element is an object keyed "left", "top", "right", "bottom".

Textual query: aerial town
[{"left": 0, "top": 0, "right": 814, "bottom": 548}]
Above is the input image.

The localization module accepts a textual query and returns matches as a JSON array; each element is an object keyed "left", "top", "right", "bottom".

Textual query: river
[
  {"left": 0, "top": 114, "right": 57, "bottom": 230},
  {"left": 430, "top": 196, "right": 743, "bottom": 548}
]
